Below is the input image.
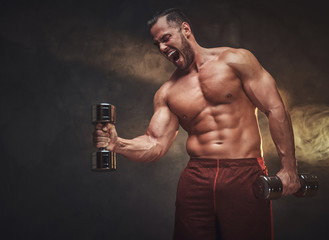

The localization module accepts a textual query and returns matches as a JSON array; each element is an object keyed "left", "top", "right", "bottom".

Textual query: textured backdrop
[{"left": 1, "top": 0, "right": 328, "bottom": 239}]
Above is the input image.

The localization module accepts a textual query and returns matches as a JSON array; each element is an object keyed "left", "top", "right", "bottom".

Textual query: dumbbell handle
[
  {"left": 91, "top": 103, "right": 116, "bottom": 171},
  {"left": 253, "top": 173, "right": 319, "bottom": 200}
]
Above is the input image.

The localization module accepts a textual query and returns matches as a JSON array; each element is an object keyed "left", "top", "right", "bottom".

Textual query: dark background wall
[{"left": 1, "top": 0, "right": 328, "bottom": 239}]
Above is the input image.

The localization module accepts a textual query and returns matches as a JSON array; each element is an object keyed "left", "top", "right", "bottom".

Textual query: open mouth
[{"left": 167, "top": 50, "right": 180, "bottom": 63}]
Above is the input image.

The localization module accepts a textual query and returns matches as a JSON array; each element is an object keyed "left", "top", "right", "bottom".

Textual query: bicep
[
  {"left": 146, "top": 88, "right": 179, "bottom": 147},
  {"left": 147, "top": 105, "right": 179, "bottom": 139}
]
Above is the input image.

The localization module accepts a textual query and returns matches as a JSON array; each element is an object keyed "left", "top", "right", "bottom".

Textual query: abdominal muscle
[{"left": 184, "top": 110, "right": 263, "bottom": 159}]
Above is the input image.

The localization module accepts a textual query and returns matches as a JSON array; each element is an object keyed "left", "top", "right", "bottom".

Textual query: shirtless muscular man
[{"left": 93, "top": 8, "right": 301, "bottom": 240}]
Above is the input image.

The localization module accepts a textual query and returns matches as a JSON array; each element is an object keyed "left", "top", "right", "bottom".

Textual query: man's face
[{"left": 150, "top": 16, "right": 194, "bottom": 70}]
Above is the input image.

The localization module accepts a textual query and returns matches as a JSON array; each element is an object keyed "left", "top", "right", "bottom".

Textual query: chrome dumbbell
[
  {"left": 253, "top": 174, "right": 319, "bottom": 200},
  {"left": 92, "top": 103, "right": 116, "bottom": 171}
]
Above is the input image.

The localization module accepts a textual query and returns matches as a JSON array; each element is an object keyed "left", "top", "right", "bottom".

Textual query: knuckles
[
  {"left": 95, "top": 142, "right": 107, "bottom": 148},
  {"left": 92, "top": 124, "right": 116, "bottom": 150},
  {"left": 95, "top": 142, "right": 101, "bottom": 148},
  {"left": 280, "top": 174, "right": 301, "bottom": 195},
  {"left": 283, "top": 181, "right": 301, "bottom": 195},
  {"left": 93, "top": 130, "right": 110, "bottom": 137}
]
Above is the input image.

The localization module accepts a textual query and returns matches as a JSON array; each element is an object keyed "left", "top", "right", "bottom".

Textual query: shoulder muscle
[{"left": 223, "top": 48, "right": 264, "bottom": 80}]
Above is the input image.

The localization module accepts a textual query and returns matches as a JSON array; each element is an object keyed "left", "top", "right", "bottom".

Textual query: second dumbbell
[{"left": 253, "top": 174, "right": 319, "bottom": 200}]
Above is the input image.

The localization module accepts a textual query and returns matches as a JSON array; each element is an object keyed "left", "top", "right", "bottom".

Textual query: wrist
[
  {"left": 280, "top": 157, "right": 298, "bottom": 172},
  {"left": 113, "top": 137, "right": 125, "bottom": 152}
]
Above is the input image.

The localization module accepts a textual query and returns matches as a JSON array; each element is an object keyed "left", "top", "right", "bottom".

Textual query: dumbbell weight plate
[{"left": 253, "top": 175, "right": 283, "bottom": 200}]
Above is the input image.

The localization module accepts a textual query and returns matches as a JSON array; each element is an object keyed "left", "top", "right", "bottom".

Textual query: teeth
[{"left": 168, "top": 50, "right": 176, "bottom": 57}]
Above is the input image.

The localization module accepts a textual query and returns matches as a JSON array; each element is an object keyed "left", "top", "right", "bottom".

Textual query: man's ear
[{"left": 181, "top": 22, "right": 191, "bottom": 38}]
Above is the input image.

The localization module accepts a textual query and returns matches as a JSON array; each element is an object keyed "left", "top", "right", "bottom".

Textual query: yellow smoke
[
  {"left": 291, "top": 104, "right": 329, "bottom": 163},
  {"left": 259, "top": 102, "right": 329, "bottom": 164},
  {"left": 49, "top": 27, "right": 174, "bottom": 84}
]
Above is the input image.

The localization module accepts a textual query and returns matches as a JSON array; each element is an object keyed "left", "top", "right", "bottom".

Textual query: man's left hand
[{"left": 276, "top": 169, "right": 301, "bottom": 196}]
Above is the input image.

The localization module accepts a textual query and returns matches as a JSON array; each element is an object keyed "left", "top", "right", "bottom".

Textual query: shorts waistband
[{"left": 189, "top": 157, "right": 264, "bottom": 168}]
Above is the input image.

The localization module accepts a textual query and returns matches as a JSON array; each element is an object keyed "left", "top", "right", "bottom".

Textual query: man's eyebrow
[
  {"left": 160, "top": 34, "right": 170, "bottom": 41},
  {"left": 153, "top": 33, "right": 171, "bottom": 47}
]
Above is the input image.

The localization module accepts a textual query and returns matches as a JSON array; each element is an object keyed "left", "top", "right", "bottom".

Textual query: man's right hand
[{"left": 93, "top": 123, "right": 118, "bottom": 151}]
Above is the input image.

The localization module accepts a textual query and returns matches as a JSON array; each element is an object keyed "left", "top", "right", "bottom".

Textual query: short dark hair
[{"left": 147, "top": 8, "right": 192, "bottom": 31}]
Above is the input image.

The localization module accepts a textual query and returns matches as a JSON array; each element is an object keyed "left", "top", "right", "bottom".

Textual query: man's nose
[{"left": 159, "top": 42, "right": 168, "bottom": 53}]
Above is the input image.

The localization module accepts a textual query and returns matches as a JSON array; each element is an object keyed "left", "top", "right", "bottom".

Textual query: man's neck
[{"left": 187, "top": 44, "right": 209, "bottom": 73}]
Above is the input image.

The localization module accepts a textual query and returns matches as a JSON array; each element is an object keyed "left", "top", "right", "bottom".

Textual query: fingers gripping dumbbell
[
  {"left": 253, "top": 174, "right": 319, "bottom": 200},
  {"left": 92, "top": 103, "right": 116, "bottom": 171}
]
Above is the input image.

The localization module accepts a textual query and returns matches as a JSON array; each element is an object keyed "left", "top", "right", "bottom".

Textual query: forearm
[
  {"left": 114, "top": 134, "right": 164, "bottom": 162},
  {"left": 268, "top": 107, "right": 297, "bottom": 171}
]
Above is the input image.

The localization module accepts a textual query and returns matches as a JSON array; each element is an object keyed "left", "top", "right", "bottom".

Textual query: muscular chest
[
  {"left": 167, "top": 61, "right": 243, "bottom": 121},
  {"left": 199, "top": 61, "right": 242, "bottom": 103}
]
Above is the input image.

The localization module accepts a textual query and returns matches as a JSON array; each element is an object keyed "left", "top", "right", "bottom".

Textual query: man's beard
[{"left": 179, "top": 34, "right": 194, "bottom": 70}]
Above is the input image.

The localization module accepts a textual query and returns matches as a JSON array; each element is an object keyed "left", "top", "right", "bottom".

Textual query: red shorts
[{"left": 173, "top": 157, "right": 273, "bottom": 240}]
